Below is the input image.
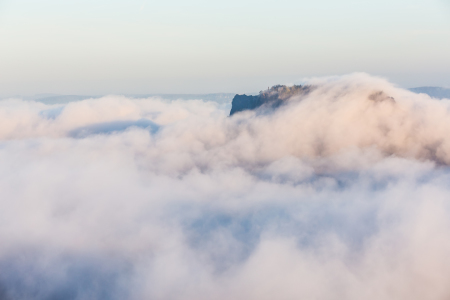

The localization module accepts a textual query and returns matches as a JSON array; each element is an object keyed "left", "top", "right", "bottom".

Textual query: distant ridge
[
  {"left": 409, "top": 87, "right": 450, "bottom": 99},
  {"left": 132, "top": 93, "right": 235, "bottom": 104},
  {"left": 36, "top": 95, "right": 99, "bottom": 104},
  {"left": 31, "top": 93, "right": 235, "bottom": 105}
]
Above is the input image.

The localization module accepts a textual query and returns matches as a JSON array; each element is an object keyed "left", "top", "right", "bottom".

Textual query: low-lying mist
[{"left": 1, "top": 73, "right": 450, "bottom": 299}]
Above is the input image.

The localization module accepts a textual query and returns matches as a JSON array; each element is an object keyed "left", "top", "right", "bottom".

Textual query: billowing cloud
[{"left": 1, "top": 73, "right": 450, "bottom": 299}]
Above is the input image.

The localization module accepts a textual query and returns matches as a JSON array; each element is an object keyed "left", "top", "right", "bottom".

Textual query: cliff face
[
  {"left": 229, "top": 95, "right": 262, "bottom": 115},
  {"left": 230, "top": 85, "right": 311, "bottom": 116}
]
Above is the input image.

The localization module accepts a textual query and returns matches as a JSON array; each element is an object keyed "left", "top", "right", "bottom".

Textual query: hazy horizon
[{"left": 3, "top": 79, "right": 450, "bottom": 100}]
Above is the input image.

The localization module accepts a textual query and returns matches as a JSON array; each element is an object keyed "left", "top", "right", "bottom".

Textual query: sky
[{"left": 1, "top": 0, "right": 450, "bottom": 96}]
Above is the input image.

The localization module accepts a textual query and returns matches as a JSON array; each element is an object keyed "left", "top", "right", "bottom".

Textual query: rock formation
[{"left": 230, "top": 85, "right": 312, "bottom": 116}]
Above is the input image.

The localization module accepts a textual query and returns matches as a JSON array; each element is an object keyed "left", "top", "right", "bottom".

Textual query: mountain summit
[{"left": 230, "top": 85, "right": 312, "bottom": 115}]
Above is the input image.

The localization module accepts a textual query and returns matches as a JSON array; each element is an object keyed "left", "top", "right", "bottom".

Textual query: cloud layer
[{"left": 1, "top": 73, "right": 450, "bottom": 299}]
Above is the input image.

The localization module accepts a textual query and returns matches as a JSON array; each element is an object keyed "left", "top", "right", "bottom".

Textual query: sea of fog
[{"left": 2, "top": 73, "right": 450, "bottom": 299}]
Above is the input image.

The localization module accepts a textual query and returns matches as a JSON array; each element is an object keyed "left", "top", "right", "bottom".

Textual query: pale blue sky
[{"left": 1, "top": 0, "right": 450, "bottom": 96}]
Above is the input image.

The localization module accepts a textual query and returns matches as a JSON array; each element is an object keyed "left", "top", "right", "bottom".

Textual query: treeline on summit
[{"left": 230, "top": 84, "right": 312, "bottom": 115}]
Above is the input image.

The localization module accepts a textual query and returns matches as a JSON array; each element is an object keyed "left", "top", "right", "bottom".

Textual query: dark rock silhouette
[
  {"left": 368, "top": 91, "right": 395, "bottom": 103},
  {"left": 230, "top": 85, "right": 312, "bottom": 116}
]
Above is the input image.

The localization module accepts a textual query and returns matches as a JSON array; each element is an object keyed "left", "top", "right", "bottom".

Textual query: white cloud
[{"left": 1, "top": 74, "right": 450, "bottom": 299}]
